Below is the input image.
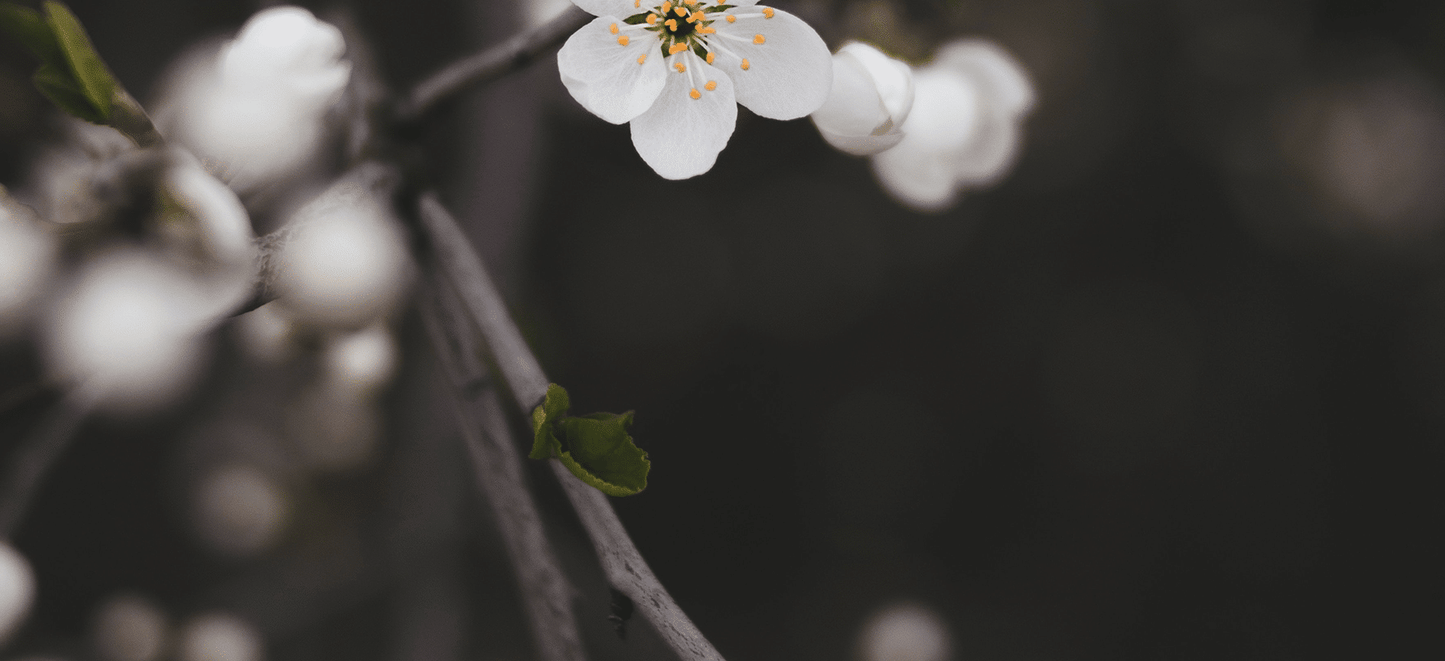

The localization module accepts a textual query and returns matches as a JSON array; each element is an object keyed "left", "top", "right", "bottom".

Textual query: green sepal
[
  {"left": 556, "top": 411, "right": 649, "bottom": 497},
  {"left": 0, "top": 3, "right": 64, "bottom": 68},
  {"left": 32, "top": 61, "right": 103, "bottom": 123},
  {"left": 528, "top": 383, "right": 650, "bottom": 496},
  {"left": 42, "top": 1, "right": 115, "bottom": 118}
]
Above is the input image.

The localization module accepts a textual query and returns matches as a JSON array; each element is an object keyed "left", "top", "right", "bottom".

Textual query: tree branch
[
  {"left": 412, "top": 192, "right": 728, "bottom": 661},
  {"left": 394, "top": 7, "right": 590, "bottom": 124},
  {"left": 418, "top": 263, "right": 587, "bottom": 661},
  {"left": 0, "top": 382, "right": 101, "bottom": 539}
]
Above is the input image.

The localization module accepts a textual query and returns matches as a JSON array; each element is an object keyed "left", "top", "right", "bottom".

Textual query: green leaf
[
  {"left": 32, "top": 61, "right": 103, "bottom": 122},
  {"left": 556, "top": 411, "right": 649, "bottom": 497},
  {"left": 43, "top": 1, "right": 115, "bottom": 118},
  {"left": 528, "top": 383, "right": 650, "bottom": 496},
  {"left": 530, "top": 383, "right": 571, "bottom": 460},
  {"left": 0, "top": 3, "right": 64, "bottom": 68}
]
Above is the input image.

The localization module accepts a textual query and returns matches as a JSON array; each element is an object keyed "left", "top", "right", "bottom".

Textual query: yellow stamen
[
  {"left": 726, "top": 15, "right": 736, "bottom": 23},
  {"left": 637, "top": 53, "right": 647, "bottom": 64},
  {"left": 635, "top": 0, "right": 641, "bottom": 6},
  {"left": 690, "top": 88, "right": 701, "bottom": 100},
  {"left": 705, "top": 52, "right": 715, "bottom": 64},
  {"left": 690, "top": 10, "right": 704, "bottom": 22},
  {"left": 662, "top": 1, "right": 672, "bottom": 13},
  {"left": 675, "top": 6, "right": 688, "bottom": 16},
  {"left": 684, "top": 0, "right": 696, "bottom": 4},
  {"left": 697, "top": 26, "right": 716, "bottom": 34},
  {"left": 665, "top": 18, "right": 677, "bottom": 30},
  {"left": 740, "top": 58, "right": 750, "bottom": 70},
  {"left": 647, "top": 13, "right": 657, "bottom": 24},
  {"left": 609, "top": 23, "right": 619, "bottom": 34},
  {"left": 753, "top": 34, "right": 765, "bottom": 44},
  {"left": 669, "top": 42, "right": 688, "bottom": 54},
  {"left": 763, "top": 7, "right": 775, "bottom": 18},
  {"left": 705, "top": 80, "right": 717, "bottom": 91},
  {"left": 618, "top": 35, "right": 630, "bottom": 45},
  {"left": 675, "top": 62, "right": 686, "bottom": 72}
]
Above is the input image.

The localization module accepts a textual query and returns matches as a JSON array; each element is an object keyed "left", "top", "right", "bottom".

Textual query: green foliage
[
  {"left": 531, "top": 384, "right": 651, "bottom": 497},
  {"left": 0, "top": 1, "right": 119, "bottom": 123}
]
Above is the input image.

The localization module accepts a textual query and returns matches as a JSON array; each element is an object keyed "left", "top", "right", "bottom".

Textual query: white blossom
[
  {"left": 164, "top": 6, "right": 350, "bottom": 193},
  {"left": 871, "top": 39, "right": 1034, "bottom": 212},
  {"left": 0, "top": 542, "right": 35, "bottom": 646},
  {"left": 0, "top": 195, "right": 56, "bottom": 333},
  {"left": 810, "top": 41, "right": 914, "bottom": 156},
  {"left": 178, "top": 614, "right": 263, "bottom": 661},
  {"left": 559, "top": 0, "right": 833, "bottom": 179}
]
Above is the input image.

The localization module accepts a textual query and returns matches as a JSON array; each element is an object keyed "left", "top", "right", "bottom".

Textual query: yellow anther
[
  {"left": 610, "top": 23, "right": 619, "bottom": 34},
  {"left": 646, "top": 13, "right": 657, "bottom": 24},
  {"left": 637, "top": 53, "right": 647, "bottom": 64},
  {"left": 662, "top": 1, "right": 672, "bottom": 13},
  {"left": 665, "top": 18, "right": 677, "bottom": 30},
  {"left": 675, "top": 6, "right": 688, "bottom": 16},
  {"left": 684, "top": 0, "right": 696, "bottom": 4},
  {"left": 705, "top": 80, "right": 717, "bottom": 91},
  {"left": 690, "top": 88, "right": 701, "bottom": 100},
  {"left": 635, "top": 0, "right": 641, "bottom": 6},
  {"left": 675, "top": 62, "right": 687, "bottom": 72},
  {"left": 753, "top": 34, "right": 765, "bottom": 44},
  {"left": 669, "top": 42, "right": 688, "bottom": 54},
  {"left": 740, "top": 58, "right": 750, "bottom": 70},
  {"left": 697, "top": 26, "right": 716, "bottom": 33},
  {"left": 705, "top": 52, "right": 715, "bottom": 64},
  {"left": 763, "top": 7, "right": 775, "bottom": 18},
  {"left": 726, "top": 15, "right": 736, "bottom": 23},
  {"left": 689, "top": 10, "right": 704, "bottom": 22},
  {"left": 618, "top": 35, "right": 630, "bottom": 45}
]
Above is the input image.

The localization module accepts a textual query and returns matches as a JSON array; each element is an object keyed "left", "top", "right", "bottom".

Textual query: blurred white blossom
[
  {"left": 232, "top": 303, "right": 297, "bottom": 364},
  {"left": 178, "top": 614, "right": 263, "bottom": 661},
  {"left": 285, "top": 385, "right": 382, "bottom": 473},
  {"left": 274, "top": 181, "right": 410, "bottom": 328},
  {"left": 44, "top": 250, "right": 212, "bottom": 411},
  {"left": 0, "top": 542, "right": 35, "bottom": 646},
  {"left": 192, "top": 465, "right": 288, "bottom": 558},
  {"left": 0, "top": 194, "right": 56, "bottom": 334},
  {"left": 871, "top": 39, "right": 1035, "bottom": 212},
  {"left": 156, "top": 156, "right": 259, "bottom": 321},
  {"left": 162, "top": 6, "right": 350, "bottom": 193},
  {"left": 811, "top": 42, "right": 914, "bottom": 156},
  {"left": 322, "top": 324, "right": 398, "bottom": 395},
  {"left": 857, "top": 603, "right": 951, "bottom": 661},
  {"left": 557, "top": 0, "right": 832, "bottom": 179},
  {"left": 92, "top": 594, "right": 169, "bottom": 661}
]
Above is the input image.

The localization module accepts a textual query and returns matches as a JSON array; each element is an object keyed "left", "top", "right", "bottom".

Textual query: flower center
[{"left": 628, "top": 1, "right": 731, "bottom": 57}]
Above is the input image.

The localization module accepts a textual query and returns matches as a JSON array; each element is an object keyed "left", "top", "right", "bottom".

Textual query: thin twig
[
  {"left": 413, "top": 193, "right": 728, "bottom": 661},
  {"left": 0, "top": 382, "right": 101, "bottom": 538},
  {"left": 419, "top": 268, "right": 586, "bottom": 661},
  {"left": 394, "top": 7, "right": 590, "bottom": 124}
]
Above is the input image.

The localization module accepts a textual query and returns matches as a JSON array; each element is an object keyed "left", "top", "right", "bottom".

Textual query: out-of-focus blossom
[
  {"left": 22, "top": 120, "right": 135, "bottom": 226},
  {"left": 285, "top": 385, "right": 382, "bottom": 472},
  {"left": 872, "top": 39, "right": 1035, "bottom": 212},
  {"left": 0, "top": 542, "right": 35, "bottom": 646},
  {"left": 178, "top": 614, "right": 263, "bottom": 661},
  {"left": 273, "top": 182, "right": 410, "bottom": 328},
  {"left": 857, "top": 603, "right": 951, "bottom": 661},
  {"left": 43, "top": 250, "right": 211, "bottom": 411},
  {"left": 322, "top": 324, "right": 397, "bottom": 395},
  {"left": 163, "top": 6, "right": 350, "bottom": 193},
  {"left": 810, "top": 42, "right": 914, "bottom": 155},
  {"left": 155, "top": 156, "right": 259, "bottom": 321},
  {"left": 0, "top": 193, "right": 56, "bottom": 333},
  {"left": 558, "top": 0, "right": 832, "bottom": 179},
  {"left": 232, "top": 303, "right": 296, "bottom": 364},
  {"left": 92, "top": 594, "right": 169, "bottom": 661},
  {"left": 524, "top": 0, "right": 575, "bottom": 29},
  {"left": 192, "top": 465, "right": 288, "bottom": 558}
]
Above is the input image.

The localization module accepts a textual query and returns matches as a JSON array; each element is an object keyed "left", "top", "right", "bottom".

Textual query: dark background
[{"left": 4, "top": 1, "right": 1445, "bottom": 660}]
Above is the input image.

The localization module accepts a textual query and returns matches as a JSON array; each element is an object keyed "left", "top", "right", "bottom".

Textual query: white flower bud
[
  {"left": 156, "top": 157, "right": 259, "bottom": 321},
  {"left": 871, "top": 39, "right": 1035, "bottom": 212},
  {"left": 857, "top": 603, "right": 951, "bottom": 661},
  {"left": 0, "top": 542, "right": 36, "bottom": 646},
  {"left": 322, "top": 324, "right": 397, "bottom": 394},
  {"left": 92, "top": 594, "right": 169, "bottom": 661},
  {"left": 165, "top": 6, "right": 350, "bottom": 193},
  {"left": 178, "top": 614, "right": 263, "bottom": 661},
  {"left": 811, "top": 42, "right": 915, "bottom": 156},
  {"left": 192, "top": 465, "right": 288, "bottom": 558},
  {"left": 274, "top": 184, "right": 410, "bottom": 329},
  {"left": 44, "top": 250, "right": 209, "bottom": 412},
  {"left": 0, "top": 197, "right": 56, "bottom": 333}
]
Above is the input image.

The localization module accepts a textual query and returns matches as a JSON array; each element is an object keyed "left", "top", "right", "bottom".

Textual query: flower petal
[
  {"left": 709, "top": 6, "right": 832, "bottom": 120},
  {"left": 817, "top": 126, "right": 905, "bottom": 156},
  {"left": 557, "top": 15, "right": 667, "bottom": 124},
  {"left": 838, "top": 41, "right": 913, "bottom": 124},
  {"left": 630, "top": 53, "right": 738, "bottom": 179},
  {"left": 810, "top": 48, "right": 888, "bottom": 138},
  {"left": 569, "top": 0, "right": 648, "bottom": 17},
  {"left": 868, "top": 69, "right": 981, "bottom": 211},
  {"left": 933, "top": 39, "right": 1034, "bottom": 116}
]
